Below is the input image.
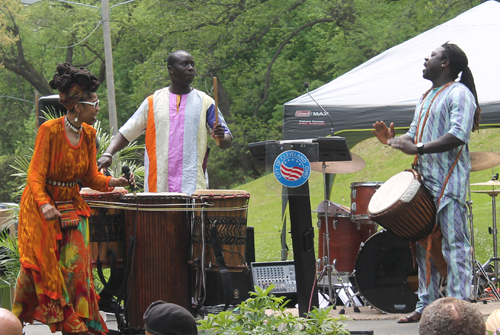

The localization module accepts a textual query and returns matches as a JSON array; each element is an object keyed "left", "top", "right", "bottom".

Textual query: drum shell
[
  {"left": 368, "top": 172, "right": 436, "bottom": 242},
  {"left": 81, "top": 191, "right": 125, "bottom": 267},
  {"left": 318, "top": 214, "right": 376, "bottom": 273},
  {"left": 121, "top": 193, "right": 191, "bottom": 328},
  {"left": 350, "top": 182, "right": 383, "bottom": 223},
  {"left": 354, "top": 230, "right": 419, "bottom": 314},
  {"left": 191, "top": 190, "right": 250, "bottom": 270}
]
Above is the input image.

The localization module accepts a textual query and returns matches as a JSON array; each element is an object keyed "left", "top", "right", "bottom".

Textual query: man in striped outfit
[
  {"left": 98, "top": 50, "right": 232, "bottom": 194},
  {"left": 372, "top": 42, "right": 481, "bottom": 323}
]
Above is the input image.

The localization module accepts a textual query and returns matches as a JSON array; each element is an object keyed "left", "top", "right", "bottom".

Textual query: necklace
[{"left": 65, "top": 116, "right": 82, "bottom": 134}]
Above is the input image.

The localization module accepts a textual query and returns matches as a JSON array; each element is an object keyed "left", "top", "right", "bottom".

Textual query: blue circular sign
[{"left": 273, "top": 150, "right": 311, "bottom": 188}]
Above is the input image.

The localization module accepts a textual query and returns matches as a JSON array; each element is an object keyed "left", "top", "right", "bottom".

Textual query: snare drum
[
  {"left": 355, "top": 230, "right": 418, "bottom": 313},
  {"left": 191, "top": 190, "right": 250, "bottom": 270},
  {"left": 368, "top": 169, "right": 436, "bottom": 241},
  {"left": 80, "top": 187, "right": 128, "bottom": 267},
  {"left": 121, "top": 192, "right": 191, "bottom": 328},
  {"left": 350, "top": 182, "right": 383, "bottom": 224}
]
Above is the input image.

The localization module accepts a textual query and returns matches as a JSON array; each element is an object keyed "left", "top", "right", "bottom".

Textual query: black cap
[{"left": 143, "top": 301, "right": 198, "bottom": 335}]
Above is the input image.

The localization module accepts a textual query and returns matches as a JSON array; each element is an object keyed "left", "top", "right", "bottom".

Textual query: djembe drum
[
  {"left": 80, "top": 187, "right": 128, "bottom": 267},
  {"left": 368, "top": 169, "right": 436, "bottom": 241},
  {"left": 120, "top": 192, "right": 191, "bottom": 329}
]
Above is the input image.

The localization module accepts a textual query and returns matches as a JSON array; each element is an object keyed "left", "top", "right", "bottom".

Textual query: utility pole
[
  {"left": 20, "top": 0, "right": 135, "bottom": 135},
  {"left": 101, "top": 0, "right": 118, "bottom": 135}
]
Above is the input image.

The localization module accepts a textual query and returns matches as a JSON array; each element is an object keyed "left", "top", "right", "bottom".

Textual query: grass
[{"left": 242, "top": 128, "right": 500, "bottom": 267}]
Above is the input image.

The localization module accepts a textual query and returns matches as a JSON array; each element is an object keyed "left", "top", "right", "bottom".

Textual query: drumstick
[{"left": 213, "top": 77, "right": 221, "bottom": 146}]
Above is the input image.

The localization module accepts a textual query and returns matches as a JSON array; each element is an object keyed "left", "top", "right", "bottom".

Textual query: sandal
[{"left": 397, "top": 311, "right": 421, "bottom": 323}]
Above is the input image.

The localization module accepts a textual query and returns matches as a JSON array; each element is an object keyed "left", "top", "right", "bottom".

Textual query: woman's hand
[
  {"left": 41, "top": 204, "right": 62, "bottom": 221},
  {"left": 109, "top": 172, "right": 136, "bottom": 189},
  {"left": 372, "top": 121, "right": 395, "bottom": 145}
]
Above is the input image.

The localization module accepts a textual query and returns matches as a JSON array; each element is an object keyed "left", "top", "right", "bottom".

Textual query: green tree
[{"left": 0, "top": 0, "right": 485, "bottom": 191}]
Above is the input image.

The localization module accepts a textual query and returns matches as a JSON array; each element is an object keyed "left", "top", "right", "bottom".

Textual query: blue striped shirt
[{"left": 406, "top": 82, "right": 476, "bottom": 206}]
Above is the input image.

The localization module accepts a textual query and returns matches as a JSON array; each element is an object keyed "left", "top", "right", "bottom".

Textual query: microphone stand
[
  {"left": 304, "top": 82, "right": 360, "bottom": 312},
  {"left": 304, "top": 82, "right": 335, "bottom": 137}
]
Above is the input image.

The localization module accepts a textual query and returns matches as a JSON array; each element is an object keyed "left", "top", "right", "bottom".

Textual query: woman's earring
[{"left": 74, "top": 114, "right": 79, "bottom": 122}]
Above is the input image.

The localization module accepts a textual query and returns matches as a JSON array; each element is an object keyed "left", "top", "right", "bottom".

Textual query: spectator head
[
  {"left": 486, "top": 309, "right": 500, "bottom": 333},
  {"left": 143, "top": 301, "right": 197, "bottom": 335},
  {"left": 418, "top": 297, "right": 485, "bottom": 335},
  {"left": 0, "top": 308, "right": 23, "bottom": 335}
]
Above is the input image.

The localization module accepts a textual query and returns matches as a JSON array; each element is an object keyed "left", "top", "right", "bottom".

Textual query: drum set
[
  {"left": 80, "top": 188, "right": 250, "bottom": 331},
  {"left": 312, "top": 150, "right": 500, "bottom": 314}
]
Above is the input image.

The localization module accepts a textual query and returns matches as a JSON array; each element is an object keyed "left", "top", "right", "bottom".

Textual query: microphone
[
  {"left": 304, "top": 81, "right": 335, "bottom": 136},
  {"left": 121, "top": 165, "right": 136, "bottom": 195}
]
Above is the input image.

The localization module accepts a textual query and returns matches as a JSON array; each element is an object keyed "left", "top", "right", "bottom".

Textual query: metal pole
[
  {"left": 35, "top": 90, "right": 39, "bottom": 127},
  {"left": 492, "top": 195, "right": 499, "bottom": 277},
  {"left": 101, "top": 0, "right": 118, "bottom": 135}
]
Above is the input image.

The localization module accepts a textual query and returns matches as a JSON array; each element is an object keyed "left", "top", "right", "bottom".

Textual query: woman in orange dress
[{"left": 12, "top": 63, "right": 132, "bottom": 335}]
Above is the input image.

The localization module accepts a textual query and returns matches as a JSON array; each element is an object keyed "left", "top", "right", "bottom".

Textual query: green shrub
[{"left": 197, "top": 284, "right": 349, "bottom": 335}]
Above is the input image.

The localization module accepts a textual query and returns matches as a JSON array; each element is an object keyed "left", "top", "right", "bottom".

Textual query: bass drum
[{"left": 354, "top": 230, "right": 418, "bottom": 314}]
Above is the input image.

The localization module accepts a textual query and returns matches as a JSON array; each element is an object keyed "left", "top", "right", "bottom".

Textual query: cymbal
[
  {"left": 471, "top": 190, "right": 500, "bottom": 196},
  {"left": 470, "top": 180, "right": 500, "bottom": 186},
  {"left": 310, "top": 153, "right": 366, "bottom": 174},
  {"left": 470, "top": 151, "right": 500, "bottom": 172}
]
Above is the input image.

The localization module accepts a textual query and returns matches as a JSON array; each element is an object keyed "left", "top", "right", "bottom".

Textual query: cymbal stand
[
  {"left": 489, "top": 176, "right": 499, "bottom": 279},
  {"left": 469, "top": 173, "right": 500, "bottom": 301},
  {"left": 332, "top": 262, "right": 360, "bottom": 314},
  {"left": 467, "top": 183, "right": 480, "bottom": 301},
  {"left": 477, "top": 173, "right": 500, "bottom": 299},
  {"left": 317, "top": 162, "right": 335, "bottom": 307},
  {"left": 316, "top": 162, "right": 360, "bottom": 313}
]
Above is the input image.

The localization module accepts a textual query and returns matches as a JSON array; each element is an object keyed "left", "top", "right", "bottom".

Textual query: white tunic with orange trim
[{"left": 119, "top": 87, "right": 231, "bottom": 194}]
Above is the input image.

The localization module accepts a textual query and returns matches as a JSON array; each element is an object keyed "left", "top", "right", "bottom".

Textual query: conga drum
[
  {"left": 80, "top": 187, "right": 128, "bottom": 267},
  {"left": 368, "top": 169, "right": 436, "bottom": 241},
  {"left": 120, "top": 192, "right": 191, "bottom": 329},
  {"left": 191, "top": 190, "right": 250, "bottom": 270}
]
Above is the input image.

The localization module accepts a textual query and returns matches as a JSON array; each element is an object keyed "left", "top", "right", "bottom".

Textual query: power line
[
  {"left": 21, "top": 20, "right": 102, "bottom": 49},
  {"left": 0, "top": 96, "right": 35, "bottom": 104}
]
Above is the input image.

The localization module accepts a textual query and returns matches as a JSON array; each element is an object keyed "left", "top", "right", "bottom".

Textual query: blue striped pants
[{"left": 415, "top": 198, "right": 472, "bottom": 314}]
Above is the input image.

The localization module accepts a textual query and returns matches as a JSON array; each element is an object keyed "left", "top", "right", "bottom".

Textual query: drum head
[
  {"left": 354, "top": 230, "right": 418, "bottom": 314},
  {"left": 80, "top": 187, "right": 127, "bottom": 195},
  {"left": 368, "top": 171, "right": 415, "bottom": 215}
]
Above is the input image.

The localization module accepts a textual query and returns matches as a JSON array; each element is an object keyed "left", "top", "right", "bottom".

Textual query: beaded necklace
[{"left": 65, "top": 116, "right": 82, "bottom": 134}]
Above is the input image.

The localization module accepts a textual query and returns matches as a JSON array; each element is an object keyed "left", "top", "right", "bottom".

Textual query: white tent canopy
[{"left": 283, "top": 0, "right": 500, "bottom": 146}]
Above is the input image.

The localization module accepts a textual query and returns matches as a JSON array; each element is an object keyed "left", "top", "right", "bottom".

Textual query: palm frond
[
  {"left": 10, "top": 153, "right": 33, "bottom": 198},
  {"left": 40, "top": 106, "right": 60, "bottom": 121},
  {"left": 0, "top": 230, "right": 21, "bottom": 287}
]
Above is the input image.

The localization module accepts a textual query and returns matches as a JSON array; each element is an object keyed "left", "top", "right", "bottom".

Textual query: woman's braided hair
[
  {"left": 441, "top": 42, "right": 481, "bottom": 131},
  {"left": 49, "top": 63, "right": 100, "bottom": 97}
]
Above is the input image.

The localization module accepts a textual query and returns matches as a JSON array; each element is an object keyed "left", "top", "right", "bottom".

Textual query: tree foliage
[{"left": 0, "top": 0, "right": 484, "bottom": 199}]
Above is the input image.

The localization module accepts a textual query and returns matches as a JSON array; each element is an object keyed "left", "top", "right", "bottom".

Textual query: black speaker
[
  {"left": 202, "top": 226, "right": 256, "bottom": 306},
  {"left": 203, "top": 268, "right": 253, "bottom": 306},
  {"left": 287, "top": 182, "right": 319, "bottom": 316},
  {"left": 38, "top": 95, "right": 66, "bottom": 127}
]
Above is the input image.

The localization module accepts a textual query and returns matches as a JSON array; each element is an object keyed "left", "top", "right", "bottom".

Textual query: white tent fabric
[{"left": 283, "top": 0, "right": 500, "bottom": 146}]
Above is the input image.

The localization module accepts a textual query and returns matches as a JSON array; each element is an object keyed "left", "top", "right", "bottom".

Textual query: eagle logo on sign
[{"left": 273, "top": 150, "right": 310, "bottom": 187}]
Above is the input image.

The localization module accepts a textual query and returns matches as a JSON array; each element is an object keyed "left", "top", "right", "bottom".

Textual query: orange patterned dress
[{"left": 12, "top": 117, "right": 112, "bottom": 334}]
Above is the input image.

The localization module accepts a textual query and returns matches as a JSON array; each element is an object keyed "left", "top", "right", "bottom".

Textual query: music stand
[{"left": 248, "top": 137, "right": 351, "bottom": 316}]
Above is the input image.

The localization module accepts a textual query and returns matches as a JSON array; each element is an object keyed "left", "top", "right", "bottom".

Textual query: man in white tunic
[{"left": 98, "top": 50, "right": 232, "bottom": 194}]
